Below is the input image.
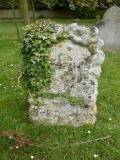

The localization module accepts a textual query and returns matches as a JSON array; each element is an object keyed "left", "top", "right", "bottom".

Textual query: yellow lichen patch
[{"left": 57, "top": 43, "right": 63, "bottom": 48}]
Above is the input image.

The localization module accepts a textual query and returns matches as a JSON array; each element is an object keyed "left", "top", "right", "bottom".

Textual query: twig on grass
[
  {"left": 2, "top": 130, "right": 32, "bottom": 150},
  {"left": 2, "top": 130, "right": 112, "bottom": 152},
  {"left": 64, "top": 150, "right": 70, "bottom": 160},
  {"left": 17, "top": 72, "right": 22, "bottom": 88},
  {"left": 73, "top": 135, "right": 111, "bottom": 146},
  {"left": 2, "top": 130, "right": 44, "bottom": 150}
]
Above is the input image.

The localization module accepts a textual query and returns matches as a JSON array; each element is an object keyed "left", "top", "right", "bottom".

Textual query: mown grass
[{"left": 0, "top": 20, "right": 120, "bottom": 160}]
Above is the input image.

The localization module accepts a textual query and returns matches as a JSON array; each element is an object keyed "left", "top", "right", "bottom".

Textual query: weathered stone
[
  {"left": 97, "top": 6, "right": 120, "bottom": 52},
  {"left": 29, "top": 97, "right": 97, "bottom": 127},
  {"left": 29, "top": 23, "right": 105, "bottom": 126}
]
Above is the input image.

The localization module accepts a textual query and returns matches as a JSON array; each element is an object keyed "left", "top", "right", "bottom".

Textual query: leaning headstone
[
  {"left": 97, "top": 6, "right": 120, "bottom": 52},
  {"left": 22, "top": 22, "right": 105, "bottom": 127}
]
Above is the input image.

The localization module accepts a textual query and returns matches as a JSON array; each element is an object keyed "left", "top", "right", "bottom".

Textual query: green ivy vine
[{"left": 21, "top": 20, "right": 69, "bottom": 94}]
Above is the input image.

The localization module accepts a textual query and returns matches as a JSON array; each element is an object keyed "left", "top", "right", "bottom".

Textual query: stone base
[{"left": 29, "top": 97, "right": 97, "bottom": 127}]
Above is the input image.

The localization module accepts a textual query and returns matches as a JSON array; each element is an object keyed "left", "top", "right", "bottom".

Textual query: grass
[{"left": 0, "top": 19, "right": 120, "bottom": 160}]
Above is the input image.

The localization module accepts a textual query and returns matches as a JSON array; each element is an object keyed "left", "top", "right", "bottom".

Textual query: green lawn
[{"left": 0, "top": 20, "right": 120, "bottom": 160}]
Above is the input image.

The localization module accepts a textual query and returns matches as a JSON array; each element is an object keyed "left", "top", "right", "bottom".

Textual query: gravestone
[
  {"left": 26, "top": 23, "right": 105, "bottom": 127},
  {"left": 97, "top": 6, "right": 120, "bottom": 52}
]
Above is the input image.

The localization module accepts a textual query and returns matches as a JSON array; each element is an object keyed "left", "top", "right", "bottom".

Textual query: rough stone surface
[
  {"left": 97, "top": 6, "right": 120, "bottom": 52},
  {"left": 29, "top": 23, "right": 105, "bottom": 126}
]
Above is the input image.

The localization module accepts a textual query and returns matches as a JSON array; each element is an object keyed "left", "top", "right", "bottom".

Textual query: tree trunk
[
  {"left": 11, "top": 2, "right": 21, "bottom": 41},
  {"left": 31, "top": 0, "right": 36, "bottom": 23},
  {"left": 12, "top": 6, "right": 21, "bottom": 41},
  {"left": 20, "top": 0, "right": 30, "bottom": 25}
]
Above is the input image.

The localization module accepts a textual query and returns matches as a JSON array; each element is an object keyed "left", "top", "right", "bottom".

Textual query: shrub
[
  {"left": 114, "top": 0, "right": 120, "bottom": 6},
  {"left": 68, "top": 0, "right": 113, "bottom": 19},
  {"left": 77, "top": 7, "right": 97, "bottom": 19},
  {"left": 0, "top": 0, "right": 19, "bottom": 9},
  {"left": 34, "top": 0, "right": 68, "bottom": 9}
]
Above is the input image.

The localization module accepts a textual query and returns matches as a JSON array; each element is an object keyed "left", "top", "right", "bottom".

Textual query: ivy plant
[{"left": 21, "top": 20, "right": 69, "bottom": 95}]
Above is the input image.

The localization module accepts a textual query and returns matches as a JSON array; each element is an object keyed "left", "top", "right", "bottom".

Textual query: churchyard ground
[{"left": 0, "top": 19, "right": 120, "bottom": 160}]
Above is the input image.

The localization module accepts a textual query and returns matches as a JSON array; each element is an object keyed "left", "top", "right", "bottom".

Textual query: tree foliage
[
  {"left": 34, "top": 0, "right": 68, "bottom": 9},
  {"left": 114, "top": 0, "right": 120, "bottom": 6},
  {"left": 68, "top": 0, "right": 113, "bottom": 9},
  {"left": 67, "top": 0, "right": 113, "bottom": 18},
  {"left": 0, "top": 0, "right": 18, "bottom": 9},
  {"left": 0, "top": 0, "right": 114, "bottom": 9}
]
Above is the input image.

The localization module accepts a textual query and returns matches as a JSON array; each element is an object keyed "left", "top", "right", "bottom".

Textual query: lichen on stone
[{"left": 21, "top": 21, "right": 105, "bottom": 127}]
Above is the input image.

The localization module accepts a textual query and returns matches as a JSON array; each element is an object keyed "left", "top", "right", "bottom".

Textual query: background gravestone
[
  {"left": 97, "top": 6, "right": 120, "bottom": 52},
  {"left": 22, "top": 22, "right": 105, "bottom": 127}
]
